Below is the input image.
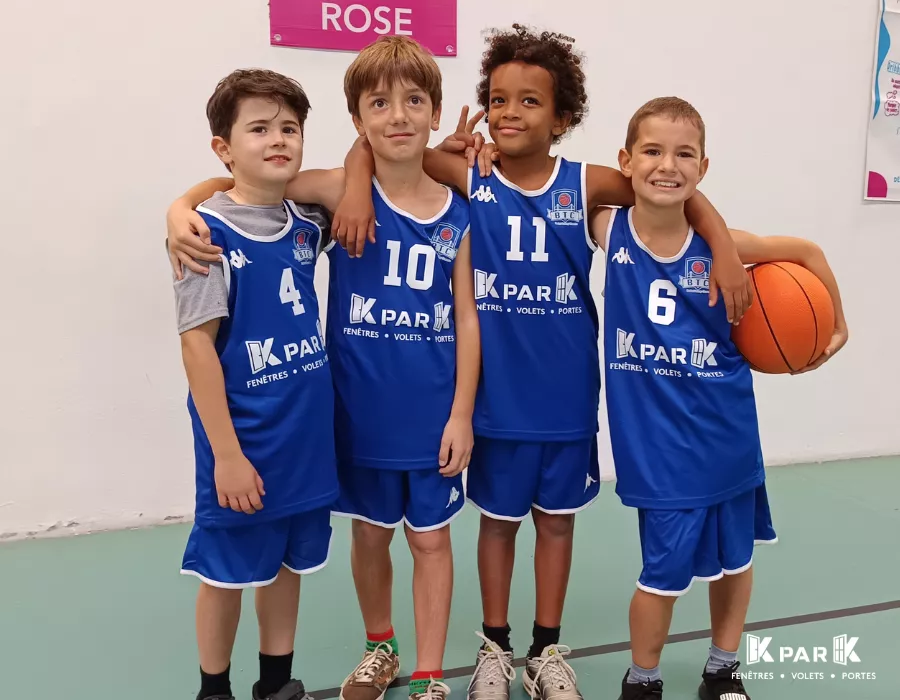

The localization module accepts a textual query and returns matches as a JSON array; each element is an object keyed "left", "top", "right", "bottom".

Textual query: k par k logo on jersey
[{"left": 746, "top": 634, "right": 861, "bottom": 665}]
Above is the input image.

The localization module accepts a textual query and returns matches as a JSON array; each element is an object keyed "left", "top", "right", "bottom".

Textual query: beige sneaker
[
  {"left": 410, "top": 679, "right": 451, "bottom": 700},
  {"left": 340, "top": 642, "right": 401, "bottom": 700}
]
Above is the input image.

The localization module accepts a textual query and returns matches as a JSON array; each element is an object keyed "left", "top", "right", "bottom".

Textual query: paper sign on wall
[
  {"left": 270, "top": 1, "right": 457, "bottom": 57},
  {"left": 865, "top": 0, "right": 900, "bottom": 200}
]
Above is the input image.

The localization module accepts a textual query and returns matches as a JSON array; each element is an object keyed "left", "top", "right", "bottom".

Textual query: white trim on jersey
[
  {"left": 627, "top": 207, "right": 694, "bottom": 263},
  {"left": 467, "top": 164, "right": 474, "bottom": 197},
  {"left": 372, "top": 176, "right": 453, "bottom": 224},
  {"left": 604, "top": 206, "right": 619, "bottom": 254},
  {"left": 219, "top": 253, "right": 231, "bottom": 294},
  {"left": 491, "top": 155, "right": 562, "bottom": 196},
  {"left": 197, "top": 201, "right": 294, "bottom": 243},
  {"left": 285, "top": 200, "right": 328, "bottom": 256},
  {"left": 580, "top": 161, "right": 599, "bottom": 253}
]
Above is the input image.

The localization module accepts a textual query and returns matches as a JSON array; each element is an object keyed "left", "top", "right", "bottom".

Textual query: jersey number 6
[{"left": 648, "top": 279, "right": 676, "bottom": 326}]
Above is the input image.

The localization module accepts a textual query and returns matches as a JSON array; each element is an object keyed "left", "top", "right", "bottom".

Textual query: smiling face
[
  {"left": 619, "top": 115, "right": 708, "bottom": 207},
  {"left": 212, "top": 97, "right": 303, "bottom": 187},
  {"left": 486, "top": 61, "right": 570, "bottom": 158},
  {"left": 353, "top": 78, "right": 440, "bottom": 164}
]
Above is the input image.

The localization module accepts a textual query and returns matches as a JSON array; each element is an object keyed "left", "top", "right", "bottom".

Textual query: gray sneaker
[
  {"left": 410, "top": 679, "right": 451, "bottom": 700},
  {"left": 522, "top": 645, "right": 583, "bottom": 700},
  {"left": 467, "top": 632, "right": 516, "bottom": 700}
]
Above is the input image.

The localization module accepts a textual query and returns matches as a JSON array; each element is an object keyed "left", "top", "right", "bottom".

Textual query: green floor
[{"left": 2, "top": 457, "right": 898, "bottom": 699}]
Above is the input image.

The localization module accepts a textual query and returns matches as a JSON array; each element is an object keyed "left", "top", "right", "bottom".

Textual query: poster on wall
[
  {"left": 270, "top": 0, "right": 457, "bottom": 57},
  {"left": 865, "top": 0, "right": 900, "bottom": 200}
]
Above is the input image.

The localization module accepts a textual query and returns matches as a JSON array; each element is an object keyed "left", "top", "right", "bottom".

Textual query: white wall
[{"left": 1, "top": 0, "right": 896, "bottom": 539}]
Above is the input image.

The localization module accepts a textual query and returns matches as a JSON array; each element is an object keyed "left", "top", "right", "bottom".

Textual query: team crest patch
[
  {"left": 546, "top": 189, "right": 583, "bottom": 225},
  {"left": 679, "top": 256, "right": 711, "bottom": 293},
  {"left": 430, "top": 222, "right": 463, "bottom": 261},
  {"left": 292, "top": 227, "right": 316, "bottom": 265}
]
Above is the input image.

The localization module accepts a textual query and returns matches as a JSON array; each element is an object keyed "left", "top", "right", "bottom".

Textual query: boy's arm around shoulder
[
  {"left": 422, "top": 106, "right": 488, "bottom": 196},
  {"left": 584, "top": 165, "right": 752, "bottom": 324},
  {"left": 731, "top": 229, "right": 848, "bottom": 371},
  {"left": 167, "top": 178, "right": 234, "bottom": 279},
  {"left": 440, "top": 234, "right": 480, "bottom": 477}
]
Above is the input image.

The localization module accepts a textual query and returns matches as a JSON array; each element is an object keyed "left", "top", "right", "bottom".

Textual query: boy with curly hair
[{"left": 335, "top": 24, "right": 754, "bottom": 700}]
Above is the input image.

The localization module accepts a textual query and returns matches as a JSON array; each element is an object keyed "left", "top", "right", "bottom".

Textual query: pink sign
[{"left": 270, "top": 1, "right": 458, "bottom": 57}]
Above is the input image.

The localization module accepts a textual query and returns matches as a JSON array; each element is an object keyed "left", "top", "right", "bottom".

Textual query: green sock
[
  {"left": 366, "top": 629, "right": 399, "bottom": 656},
  {"left": 409, "top": 672, "right": 442, "bottom": 695}
]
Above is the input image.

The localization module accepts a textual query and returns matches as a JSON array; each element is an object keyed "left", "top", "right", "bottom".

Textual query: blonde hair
[
  {"left": 625, "top": 96, "right": 706, "bottom": 158},
  {"left": 344, "top": 36, "right": 442, "bottom": 117}
]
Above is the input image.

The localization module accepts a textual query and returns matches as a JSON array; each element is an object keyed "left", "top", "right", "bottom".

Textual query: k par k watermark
[{"left": 739, "top": 634, "right": 876, "bottom": 682}]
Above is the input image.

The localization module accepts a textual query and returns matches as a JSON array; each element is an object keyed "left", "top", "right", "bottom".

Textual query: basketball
[{"left": 732, "top": 262, "right": 835, "bottom": 374}]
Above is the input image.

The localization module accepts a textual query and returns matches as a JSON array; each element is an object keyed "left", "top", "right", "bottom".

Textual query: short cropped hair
[
  {"left": 625, "top": 97, "right": 706, "bottom": 158},
  {"left": 343, "top": 35, "right": 442, "bottom": 117},
  {"left": 477, "top": 24, "right": 588, "bottom": 144},
  {"left": 206, "top": 69, "right": 311, "bottom": 141}
]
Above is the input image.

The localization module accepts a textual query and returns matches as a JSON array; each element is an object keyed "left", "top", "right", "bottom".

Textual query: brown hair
[
  {"left": 476, "top": 24, "right": 588, "bottom": 144},
  {"left": 206, "top": 69, "right": 311, "bottom": 141},
  {"left": 343, "top": 35, "right": 442, "bottom": 117},
  {"left": 625, "top": 97, "right": 706, "bottom": 158}
]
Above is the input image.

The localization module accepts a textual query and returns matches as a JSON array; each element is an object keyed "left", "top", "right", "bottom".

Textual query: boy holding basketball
[{"left": 588, "top": 97, "right": 847, "bottom": 700}]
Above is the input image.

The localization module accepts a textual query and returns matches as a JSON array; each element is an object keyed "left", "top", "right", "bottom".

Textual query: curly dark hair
[{"left": 476, "top": 24, "right": 588, "bottom": 144}]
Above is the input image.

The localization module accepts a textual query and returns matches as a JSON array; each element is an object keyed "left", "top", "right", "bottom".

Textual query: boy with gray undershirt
[{"left": 171, "top": 68, "right": 338, "bottom": 700}]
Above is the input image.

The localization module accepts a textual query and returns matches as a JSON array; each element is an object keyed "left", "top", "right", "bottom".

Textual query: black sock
[
  {"left": 257, "top": 652, "right": 294, "bottom": 698},
  {"left": 198, "top": 665, "right": 232, "bottom": 700},
  {"left": 482, "top": 623, "right": 513, "bottom": 653},
  {"left": 527, "top": 622, "right": 560, "bottom": 659}
]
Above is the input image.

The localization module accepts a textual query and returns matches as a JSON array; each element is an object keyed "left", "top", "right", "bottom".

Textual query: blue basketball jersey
[
  {"left": 189, "top": 200, "right": 338, "bottom": 528},
  {"left": 602, "top": 207, "right": 764, "bottom": 509},
  {"left": 468, "top": 157, "right": 600, "bottom": 441},
  {"left": 326, "top": 179, "right": 470, "bottom": 470}
]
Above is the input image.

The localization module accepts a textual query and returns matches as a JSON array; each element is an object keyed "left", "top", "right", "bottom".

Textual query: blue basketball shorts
[
  {"left": 180, "top": 507, "right": 333, "bottom": 588},
  {"left": 332, "top": 462, "right": 465, "bottom": 531},
  {"left": 636, "top": 483, "right": 778, "bottom": 596},
  {"left": 466, "top": 436, "right": 601, "bottom": 521}
]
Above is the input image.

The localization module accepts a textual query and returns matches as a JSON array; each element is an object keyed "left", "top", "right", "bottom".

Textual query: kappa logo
[
  {"left": 229, "top": 249, "right": 252, "bottom": 269},
  {"left": 584, "top": 473, "right": 597, "bottom": 491},
  {"left": 246, "top": 338, "right": 281, "bottom": 374},
  {"left": 547, "top": 189, "right": 583, "bottom": 226},
  {"left": 471, "top": 185, "right": 497, "bottom": 203},
  {"left": 679, "top": 256, "right": 711, "bottom": 294},
  {"left": 292, "top": 227, "right": 315, "bottom": 265},
  {"left": 611, "top": 247, "right": 634, "bottom": 264},
  {"left": 447, "top": 487, "right": 460, "bottom": 508},
  {"left": 430, "top": 222, "right": 463, "bottom": 262}
]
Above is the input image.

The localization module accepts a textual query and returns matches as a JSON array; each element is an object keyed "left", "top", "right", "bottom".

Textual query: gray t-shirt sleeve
[{"left": 173, "top": 259, "right": 229, "bottom": 334}]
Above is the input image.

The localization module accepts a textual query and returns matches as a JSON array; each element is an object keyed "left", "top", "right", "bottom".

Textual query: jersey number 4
[
  {"left": 280, "top": 267, "right": 305, "bottom": 315},
  {"left": 506, "top": 216, "right": 549, "bottom": 263},
  {"left": 648, "top": 279, "right": 677, "bottom": 325}
]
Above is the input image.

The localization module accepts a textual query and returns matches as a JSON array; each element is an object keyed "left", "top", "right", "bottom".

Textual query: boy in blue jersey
[
  {"left": 171, "top": 70, "right": 339, "bottom": 700},
  {"left": 589, "top": 97, "right": 848, "bottom": 700},
  {"left": 336, "top": 24, "right": 755, "bottom": 700},
  {"left": 165, "top": 37, "right": 481, "bottom": 700}
]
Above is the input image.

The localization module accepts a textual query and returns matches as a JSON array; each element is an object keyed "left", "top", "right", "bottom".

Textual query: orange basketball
[{"left": 732, "top": 262, "right": 835, "bottom": 374}]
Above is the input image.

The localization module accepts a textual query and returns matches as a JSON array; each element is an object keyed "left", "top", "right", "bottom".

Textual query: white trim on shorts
[
  {"left": 466, "top": 497, "right": 530, "bottom": 523},
  {"left": 331, "top": 510, "right": 404, "bottom": 530},
  {"left": 531, "top": 491, "right": 600, "bottom": 516},
  {"left": 180, "top": 568, "right": 279, "bottom": 590},
  {"left": 403, "top": 502, "right": 465, "bottom": 533},
  {"left": 283, "top": 528, "right": 334, "bottom": 576}
]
